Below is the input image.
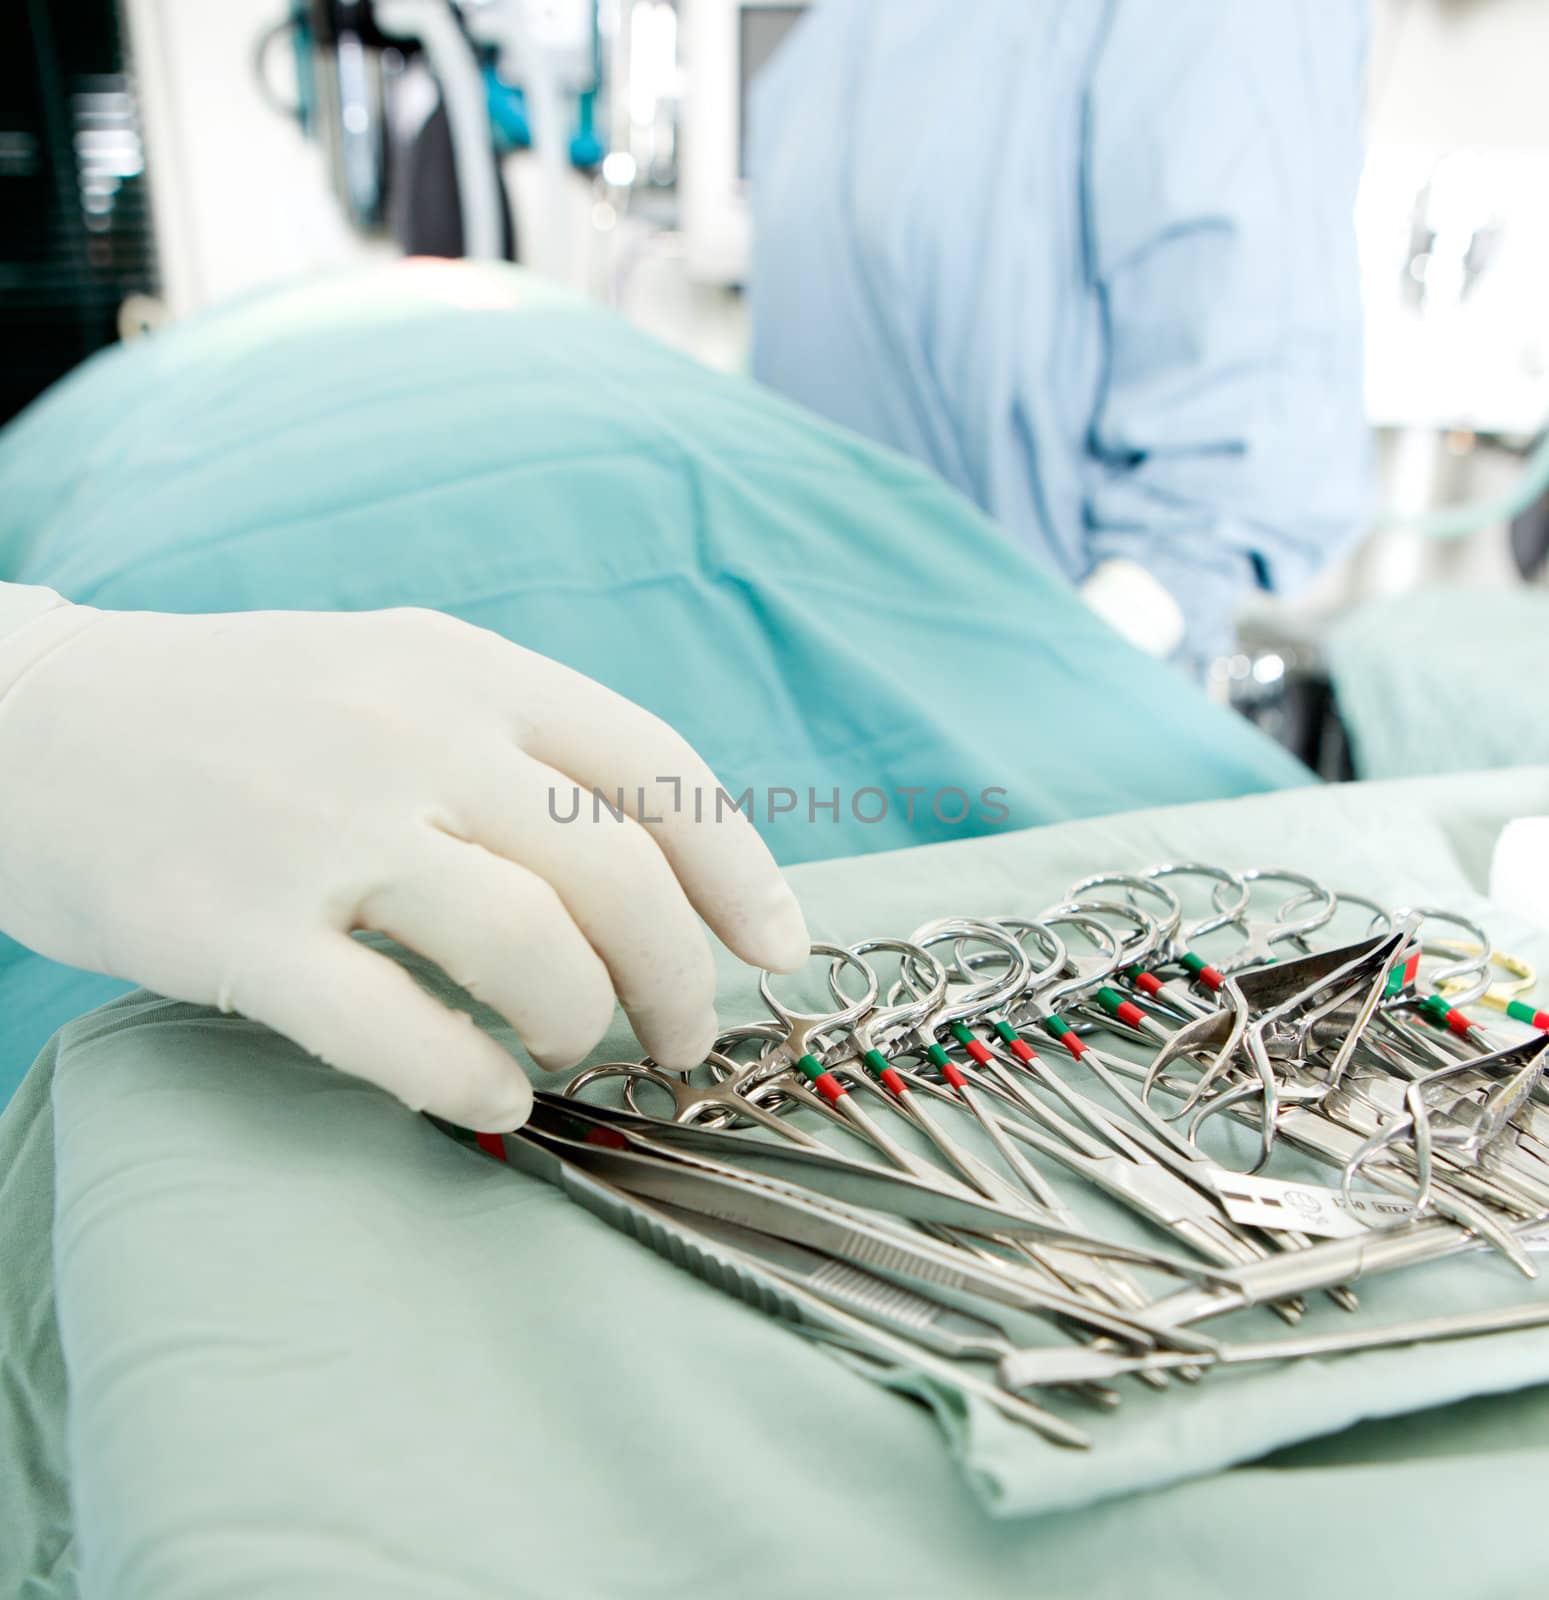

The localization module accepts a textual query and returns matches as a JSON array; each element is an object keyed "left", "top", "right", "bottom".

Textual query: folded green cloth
[
  {"left": 7, "top": 768, "right": 1549, "bottom": 1598},
  {"left": 1329, "top": 585, "right": 1549, "bottom": 779}
]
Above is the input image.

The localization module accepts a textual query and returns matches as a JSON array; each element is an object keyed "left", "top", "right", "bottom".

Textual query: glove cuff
[
  {"left": 0, "top": 585, "right": 99, "bottom": 694},
  {"left": 0, "top": 582, "right": 70, "bottom": 638}
]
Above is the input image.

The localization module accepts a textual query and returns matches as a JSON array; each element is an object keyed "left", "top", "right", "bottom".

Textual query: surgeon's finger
[
  {"left": 233, "top": 934, "right": 536, "bottom": 1130},
  {"left": 463, "top": 754, "right": 720, "bottom": 1070},
  {"left": 511, "top": 657, "right": 810, "bottom": 973},
  {"left": 355, "top": 829, "right": 616, "bottom": 1072}
]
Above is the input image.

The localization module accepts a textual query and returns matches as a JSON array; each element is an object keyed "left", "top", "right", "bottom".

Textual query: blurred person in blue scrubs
[{"left": 749, "top": 0, "right": 1371, "bottom": 672}]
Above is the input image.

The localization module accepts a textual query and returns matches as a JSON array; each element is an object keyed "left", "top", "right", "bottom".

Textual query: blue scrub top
[{"left": 750, "top": 0, "right": 1372, "bottom": 667}]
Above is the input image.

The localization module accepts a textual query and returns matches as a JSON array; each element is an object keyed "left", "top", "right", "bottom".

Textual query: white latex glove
[
  {"left": 0, "top": 586, "right": 810, "bottom": 1130},
  {"left": 1078, "top": 558, "right": 1187, "bottom": 660}
]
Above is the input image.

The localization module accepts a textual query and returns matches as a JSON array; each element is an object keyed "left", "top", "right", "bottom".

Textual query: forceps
[
  {"left": 556, "top": 1075, "right": 1248, "bottom": 1401},
  {"left": 1056, "top": 891, "right": 1191, "bottom": 1048},
  {"left": 928, "top": 915, "right": 1062, "bottom": 1053},
  {"left": 1069, "top": 872, "right": 1183, "bottom": 954},
  {"left": 614, "top": 959, "right": 965, "bottom": 1191},
  {"left": 1043, "top": 898, "right": 1167, "bottom": 979},
  {"left": 1010, "top": 915, "right": 1379, "bottom": 1312},
  {"left": 819, "top": 935, "right": 1047, "bottom": 1205},
  {"left": 1138, "top": 862, "right": 1253, "bottom": 1000},
  {"left": 1068, "top": 871, "right": 1207, "bottom": 1024},
  {"left": 518, "top": 1094, "right": 1227, "bottom": 1310},
  {"left": 869, "top": 920, "right": 1189, "bottom": 1316},
  {"left": 1384, "top": 908, "right": 1494, "bottom": 1013},
  {"left": 854, "top": 923, "right": 1132, "bottom": 1287},
  {"left": 870, "top": 921, "right": 1188, "bottom": 1322},
  {"left": 1193, "top": 866, "right": 1338, "bottom": 974},
  {"left": 1000, "top": 906, "right": 1122, "bottom": 1054},
  {"left": 1018, "top": 900, "right": 1256, "bottom": 1177},
  {"left": 1000, "top": 1296, "right": 1549, "bottom": 1391},
  {"left": 908, "top": 915, "right": 1143, "bottom": 1196},
  {"left": 1142, "top": 929, "right": 1405, "bottom": 1123},
  {"left": 891, "top": 915, "right": 1056, "bottom": 1110},
  {"left": 913, "top": 1045, "right": 1304, "bottom": 1295},
  {"left": 1279, "top": 887, "right": 1392, "bottom": 949},
  {"left": 755, "top": 945, "right": 1088, "bottom": 1220},
  {"left": 1341, "top": 1035, "right": 1549, "bottom": 1221},
  {"left": 758, "top": 943, "right": 881, "bottom": 1069},
  {"left": 822, "top": 935, "right": 957, "bottom": 1085},
  {"left": 1435, "top": 943, "right": 1549, "bottom": 1034},
  {"left": 565, "top": 1056, "right": 827, "bottom": 1149},
  {"left": 1325, "top": 1065, "right": 1549, "bottom": 1219},
  {"left": 932, "top": 916, "right": 1312, "bottom": 1293},
  {"left": 1148, "top": 939, "right": 1357, "bottom": 1192},
  {"left": 1158, "top": 945, "right": 1541, "bottom": 1277},
  {"left": 1444, "top": 946, "right": 1538, "bottom": 1003},
  {"left": 700, "top": 1019, "right": 1012, "bottom": 1202},
  {"left": 485, "top": 1104, "right": 1106, "bottom": 1447},
  {"left": 748, "top": 943, "right": 947, "bottom": 1170}
]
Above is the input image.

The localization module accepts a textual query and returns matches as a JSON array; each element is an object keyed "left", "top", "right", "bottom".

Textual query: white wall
[
  {"left": 127, "top": 0, "right": 388, "bottom": 317},
  {"left": 126, "top": 0, "right": 749, "bottom": 368},
  {"left": 1369, "top": 0, "right": 1549, "bottom": 147},
  {"left": 1315, "top": 0, "right": 1549, "bottom": 620}
]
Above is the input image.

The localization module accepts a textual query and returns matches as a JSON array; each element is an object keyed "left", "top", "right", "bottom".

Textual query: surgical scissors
[
  {"left": 820, "top": 935, "right": 1050, "bottom": 1206},
  {"left": 565, "top": 1056, "right": 827, "bottom": 1148},
  {"left": 749, "top": 943, "right": 952, "bottom": 1172},
  {"left": 1194, "top": 865, "right": 1338, "bottom": 973},
  {"left": 456, "top": 847, "right": 1549, "bottom": 1457},
  {"left": 1135, "top": 862, "right": 1253, "bottom": 1000}
]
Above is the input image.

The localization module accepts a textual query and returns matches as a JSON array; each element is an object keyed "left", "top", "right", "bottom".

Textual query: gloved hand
[
  {"left": 1079, "top": 558, "right": 1187, "bottom": 660},
  {"left": 0, "top": 586, "right": 810, "bottom": 1130}
]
